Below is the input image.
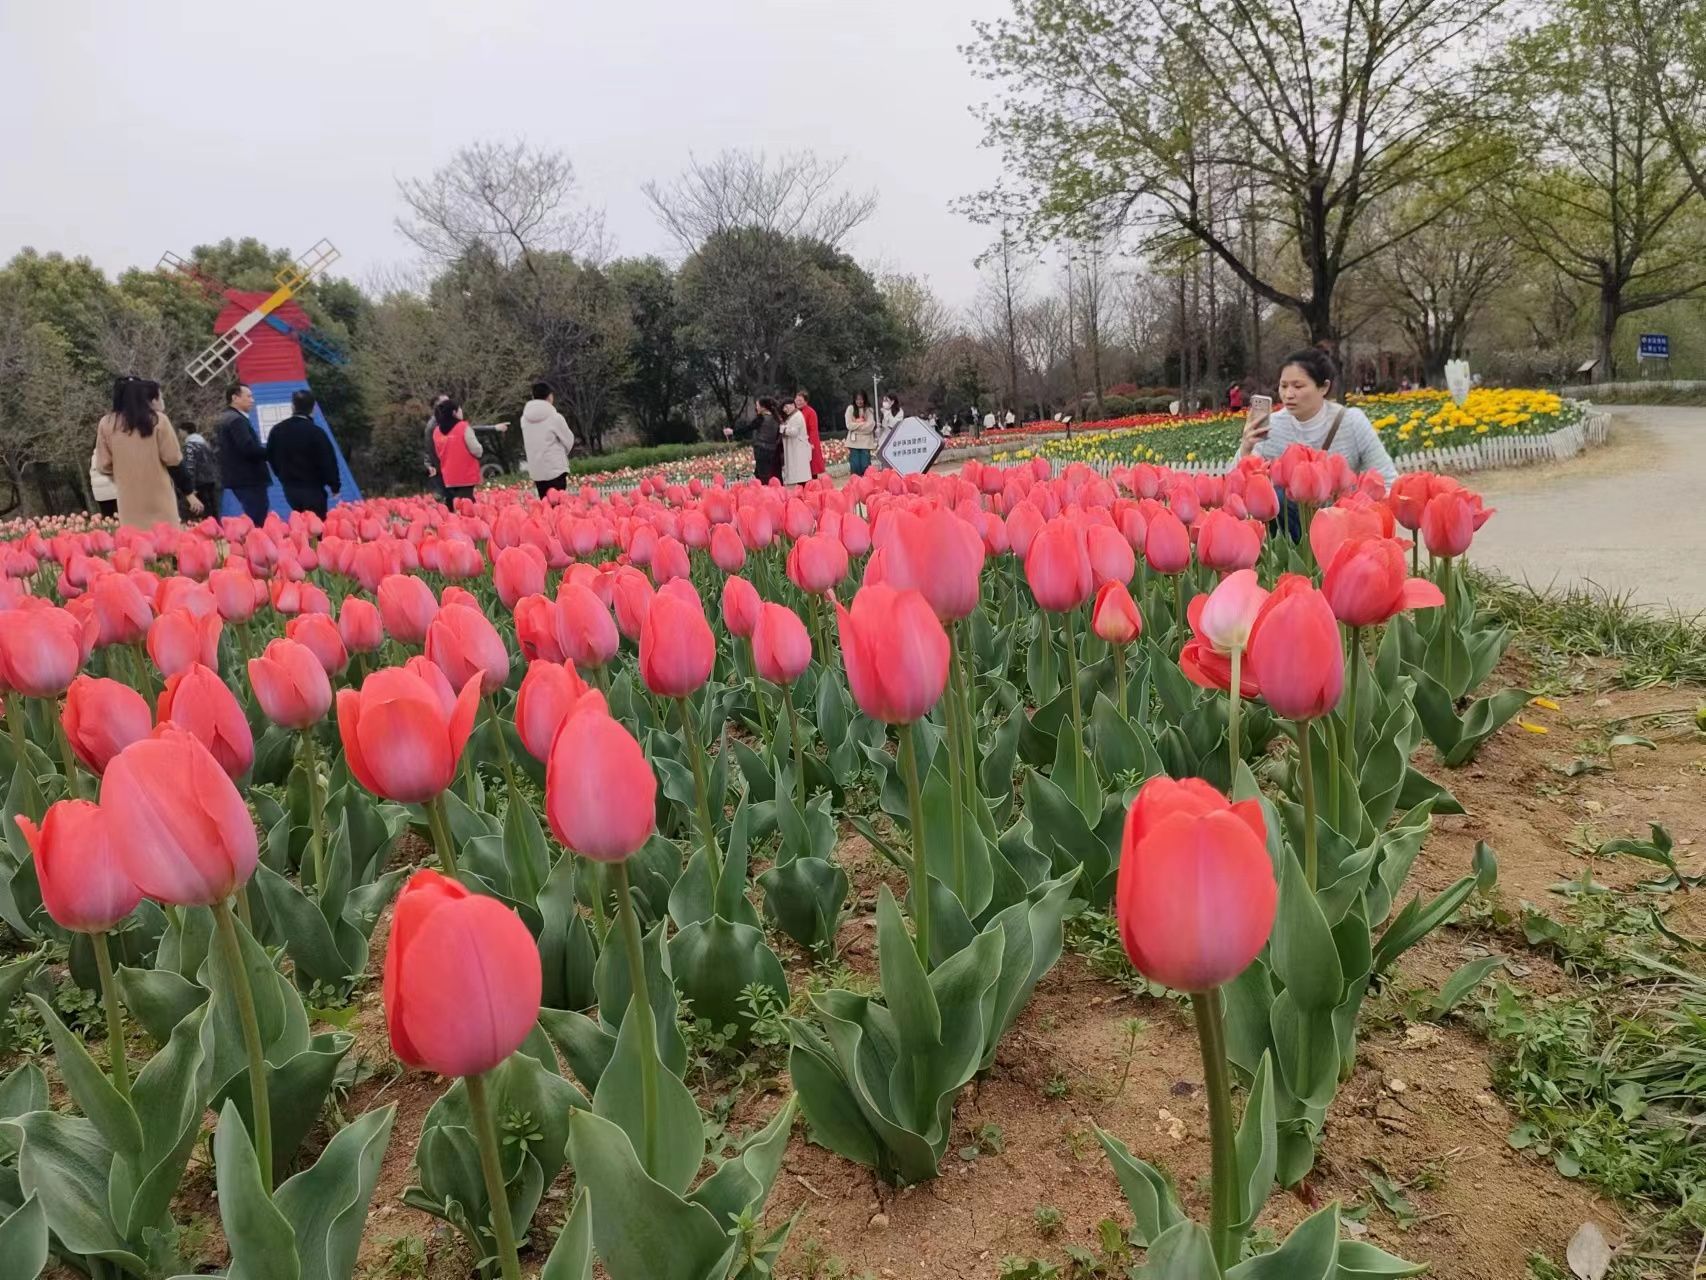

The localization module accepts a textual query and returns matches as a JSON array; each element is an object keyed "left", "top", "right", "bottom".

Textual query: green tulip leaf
[
  {"left": 593, "top": 916, "right": 687, "bottom": 1073},
  {"left": 1334, "top": 1239, "right": 1430, "bottom": 1276},
  {"left": 24, "top": 994, "right": 141, "bottom": 1162},
  {"left": 979, "top": 869, "right": 1079, "bottom": 1070},
  {"left": 1093, "top": 1125, "right": 1186, "bottom": 1247},
  {"left": 538, "top": 1187, "right": 593, "bottom": 1280},
  {"left": 785, "top": 1018, "right": 885, "bottom": 1171},
  {"left": 273, "top": 1103, "right": 396, "bottom": 1280},
  {"left": 669, "top": 916, "right": 789, "bottom": 1049},
  {"left": 8, "top": 1111, "right": 145, "bottom": 1273},
  {"left": 1232, "top": 1053, "right": 1278, "bottom": 1237},
  {"left": 688, "top": 1095, "right": 798, "bottom": 1229},
  {"left": 217, "top": 1033, "right": 353, "bottom": 1185},
  {"left": 1224, "top": 1202, "right": 1339, "bottom": 1278},
  {"left": 759, "top": 855, "right": 849, "bottom": 954},
  {"left": 566, "top": 1109, "right": 736, "bottom": 1280},
  {"left": 537, "top": 855, "right": 599, "bottom": 1013},
  {"left": 113, "top": 1004, "right": 208, "bottom": 1239},
  {"left": 0, "top": 1061, "right": 48, "bottom": 1159},
  {"left": 116, "top": 963, "right": 210, "bottom": 1045},
  {"left": 1135, "top": 1219, "right": 1222, "bottom": 1278},
  {"left": 592, "top": 992, "right": 705, "bottom": 1195},
  {"left": 211, "top": 1099, "right": 300, "bottom": 1280},
  {"left": 1270, "top": 853, "right": 1343, "bottom": 1011},
  {"left": 1269, "top": 991, "right": 1341, "bottom": 1109},
  {"left": 0, "top": 1195, "right": 47, "bottom": 1280}
]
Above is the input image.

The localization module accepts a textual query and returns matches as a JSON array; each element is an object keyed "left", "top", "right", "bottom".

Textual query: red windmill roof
[{"left": 213, "top": 291, "right": 310, "bottom": 385}]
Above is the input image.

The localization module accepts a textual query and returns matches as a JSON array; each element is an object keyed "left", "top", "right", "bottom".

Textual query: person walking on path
[
  {"left": 844, "top": 391, "right": 877, "bottom": 475},
  {"left": 89, "top": 446, "right": 118, "bottom": 518},
  {"left": 95, "top": 377, "right": 199, "bottom": 530},
  {"left": 266, "top": 390, "right": 342, "bottom": 517},
  {"left": 431, "top": 397, "right": 484, "bottom": 505},
  {"left": 751, "top": 397, "right": 783, "bottom": 484},
  {"left": 779, "top": 396, "right": 813, "bottom": 486},
  {"left": 519, "top": 380, "right": 576, "bottom": 497},
  {"left": 217, "top": 382, "right": 271, "bottom": 523},
  {"left": 794, "top": 390, "right": 825, "bottom": 478}
]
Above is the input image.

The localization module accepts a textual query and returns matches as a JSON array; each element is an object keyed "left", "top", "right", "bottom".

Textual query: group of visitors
[
  {"left": 424, "top": 381, "right": 575, "bottom": 504},
  {"left": 751, "top": 390, "right": 907, "bottom": 483},
  {"left": 89, "top": 378, "right": 343, "bottom": 531}
]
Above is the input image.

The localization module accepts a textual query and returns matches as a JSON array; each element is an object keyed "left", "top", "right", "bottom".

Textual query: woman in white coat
[{"left": 779, "top": 399, "right": 813, "bottom": 486}]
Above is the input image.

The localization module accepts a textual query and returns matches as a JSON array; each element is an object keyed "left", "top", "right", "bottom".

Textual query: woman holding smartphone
[{"left": 1238, "top": 348, "right": 1397, "bottom": 488}]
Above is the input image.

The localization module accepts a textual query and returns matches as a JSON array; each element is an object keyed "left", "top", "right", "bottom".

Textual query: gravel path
[{"left": 1464, "top": 405, "right": 1706, "bottom": 614}]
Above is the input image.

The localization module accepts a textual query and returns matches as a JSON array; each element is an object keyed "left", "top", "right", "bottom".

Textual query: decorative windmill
[{"left": 158, "top": 239, "right": 361, "bottom": 517}]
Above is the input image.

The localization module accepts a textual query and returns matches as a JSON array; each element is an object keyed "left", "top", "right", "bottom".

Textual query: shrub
[{"left": 568, "top": 441, "right": 737, "bottom": 477}]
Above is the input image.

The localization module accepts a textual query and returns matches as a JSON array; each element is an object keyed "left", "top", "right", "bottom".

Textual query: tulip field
[{"left": 0, "top": 440, "right": 1699, "bottom": 1280}]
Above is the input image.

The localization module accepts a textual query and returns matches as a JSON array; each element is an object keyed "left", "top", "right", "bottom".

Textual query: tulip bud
[
  {"left": 752, "top": 603, "right": 813, "bottom": 685},
  {"left": 15, "top": 799, "right": 140, "bottom": 933},
  {"left": 545, "top": 698, "right": 657, "bottom": 860},
  {"left": 158, "top": 662, "right": 254, "bottom": 779},
  {"left": 721, "top": 574, "right": 761, "bottom": 640},
  {"left": 383, "top": 869, "right": 542, "bottom": 1077},
  {"left": 377, "top": 574, "right": 439, "bottom": 646},
  {"left": 338, "top": 596, "right": 385, "bottom": 654},
  {"left": 639, "top": 589, "right": 714, "bottom": 698},
  {"left": 836, "top": 584, "right": 949, "bottom": 724},
  {"left": 1091, "top": 581, "right": 1142, "bottom": 647},
  {"left": 1245, "top": 576, "right": 1344, "bottom": 721},
  {"left": 1025, "top": 518, "right": 1094, "bottom": 613},
  {"left": 515, "top": 660, "right": 587, "bottom": 763},
  {"left": 61, "top": 675, "right": 152, "bottom": 775},
  {"left": 426, "top": 603, "right": 511, "bottom": 697},
  {"left": 248, "top": 638, "right": 334, "bottom": 730},
  {"left": 337, "top": 666, "right": 481, "bottom": 804},
  {"left": 285, "top": 612, "right": 349, "bottom": 676}
]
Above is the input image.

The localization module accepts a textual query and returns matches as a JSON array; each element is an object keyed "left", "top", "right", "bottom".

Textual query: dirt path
[{"left": 1466, "top": 405, "right": 1706, "bottom": 615}]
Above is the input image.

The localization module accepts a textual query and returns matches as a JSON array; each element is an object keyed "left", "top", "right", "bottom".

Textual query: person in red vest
[
  {"left": 794, "top": 389, "right": 825, "bottom": 478},
  {"left": 431, "top": 396, "right": 484, "bottom": 504}
]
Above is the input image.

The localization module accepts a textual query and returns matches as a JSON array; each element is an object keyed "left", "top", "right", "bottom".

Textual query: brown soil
[{"left": 38, "top": 661, "right": 1706, "bottom": 1280}]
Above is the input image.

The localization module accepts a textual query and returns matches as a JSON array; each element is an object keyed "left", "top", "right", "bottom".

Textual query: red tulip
[
  {"left": 338, "top": 596, "right": 384, "bottom": 654},
  {"left": 1178, "top": 571, "right": 1268, "bottom": 697},
  {"left": 1245, "top": 575, "right": 1344, "bottom": 721},
  {"left": 709, "top": 523, "right": 746, "bottom": 573},
  {"left": 787, "top": 533, "right": 849, "bottom": 595},
  {"left": 721, "top": 574, "right": 761, "bottom": 640},
  {"left": 611, "top": 567, "right": 655, "bottom": 642},
  {"left": 1420, "top": 489, "right": 1491, "bottom": 558},
  {"left": 1386, "top": 472, "right": 1436, "bottom": 532},
  {"left": 493, "top": 545, "right": 547, "bottom": 610},
  {"left": 248, "top": 638, "right": 334, "bottom": 730},
  {"left": 0, "top": 603, "right": 95, "bottom": 698},
  {"left": 639, "top": 589, "right": 714, "bottom": 698},
  {"left": 868, "top": 508, "right": 984, "bottom": 621},
  {"left": 377, "top": 574, "right": 439, "bottom": 646},
  {"left": 1091, "top": 581, "right": 1142, "bottom": 646},
  {"left": 545, "top": 697, "right": 658, "bottom": 860},
  {"left": 555, "top": 583, "right": 620, "bottom": 670},
  {"left": 426, "top": 603, "right": 511, "bottom": 697},
  {"left": 1025, "top": 518, "right": 1094, "bottom": 613},
  {"left": 208, "top": 564, "right": 257, "bottom": 623},
  {"left": 1115, "top": 776, "right": 1275, "bottom": 992},
  {"left": 15, "top": 799, "right": 140, "bottom": 933},
  {"left": 1322, "top": 538, "right": 1446, "bottom": 627},
  {"left": 752, "top": 603, "right": 813, "bottom": 685},
  {"left": 103, "top": 728, "right": 258, "bottom": 906},
  {"left": 515, "top": 660, "right": 587, "bottom": 763},
  {"left": 1195, "top": 509, "right": 1262, "bottom": 573},
  {"left": 651, "top": 535, "right": 692, "bottom": 586},
  {"left": 337, "top": 666, "right": 481, "bottom": 804},
  {"left": 157, "top": 662, "right": 254, "bottom": 778},
  {"left": 1308, "top": 502, "right": 1392, "bottom": 574},
  {"left": 286, "top": 612, "right": 349, "bottom": 676},
  {"left": 89, "top": 573, "right": 153, "bottom": 647},
  {"left": 1086, "top": 523, "right": 1136, "bottom": 588},
  {"left": 841, "top": 512, "right": 872, "bottom": 557},
  {"left": 1005, "top": 501, "right": 1045, "bottom": 558},
  {"left": 383, "top": 868, "right": 542, "bottom": 1077},
  {"left": 1143, "top": 508, "right": 1192, "bottom": 575},
  {"left": 836, "top": 584, "right": 949, "bottom": 724},
  {"left": 61, "top": 675, "right": 152, "bottom": 774},
  {"left": 1242, "top": 473, "right": 1280, "bottom": 522}
]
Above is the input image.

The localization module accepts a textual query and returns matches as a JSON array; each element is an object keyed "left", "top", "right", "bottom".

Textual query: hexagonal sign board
[{"left": 877, "top": 416, "right": 945, "bottom": 476}]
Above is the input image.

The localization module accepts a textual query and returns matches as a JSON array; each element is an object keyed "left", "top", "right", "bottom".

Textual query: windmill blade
[{"left": 185, "top": 328, "right": 253, "bottom": 386}]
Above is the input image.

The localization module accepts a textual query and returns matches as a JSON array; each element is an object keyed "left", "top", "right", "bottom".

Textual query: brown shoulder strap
[{"left": 1321, "top": 406, "right": 1348, "bottom": 452}]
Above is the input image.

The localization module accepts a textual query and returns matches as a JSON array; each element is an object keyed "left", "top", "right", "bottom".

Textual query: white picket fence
[{"left": 1080, "top": 411, "right": 1612, "bottom": 479}]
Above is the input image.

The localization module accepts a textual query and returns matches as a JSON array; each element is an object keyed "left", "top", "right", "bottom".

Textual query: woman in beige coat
[
  {"left": 779, "top": 401, "right": 813, "bottom": 486},
  {"left": 95, "top": 378, "right": 198, "bottom": 529}
]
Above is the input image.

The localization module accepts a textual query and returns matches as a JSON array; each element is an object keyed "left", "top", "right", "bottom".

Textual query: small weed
[
  {"left": 1062, "top": 1124, "right": 1095, "bottom": 1161},
  {"left": 997, "top": 1257, "right": 1061, "bottom": 1280},
  {"left": 363, "top": 1234, "right": 429, "bottom": 1280},
  {"left": 977, "top": 1122, "right": 1006, "bottom": 1154},
  {"left": 1033, "top": 1205, "right": 1065, "bottom": 1238},
  {"left": 1043, "top": 1072, "right": 1071, "bottom": 1100}
]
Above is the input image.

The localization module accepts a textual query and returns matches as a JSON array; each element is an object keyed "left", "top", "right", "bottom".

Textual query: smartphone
[{"left": 1248, "top": 394, "right": 1273, "bottom": 418}]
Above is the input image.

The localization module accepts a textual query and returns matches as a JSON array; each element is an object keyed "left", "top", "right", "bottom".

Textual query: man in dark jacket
[
  {"left": 216, "top": 383, "right": 271, "bottom": 522},
  {"left": 265, "top": 390, "right": 341, "bottom": 517}
]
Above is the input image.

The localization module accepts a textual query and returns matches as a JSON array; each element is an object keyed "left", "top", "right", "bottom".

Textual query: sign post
[
  {"left": 1638, "top": 334, "right": 1670, "bottom": 379},
  {"left": 877, "top": 416, "right": 945, "bottom": 476}
]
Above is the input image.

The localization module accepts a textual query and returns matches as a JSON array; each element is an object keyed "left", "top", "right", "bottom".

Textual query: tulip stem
[
  {"left": 611, "top": 860, "right": 662, "bottom": 1179},
  {"left": 1293, "top": 720, "right": 1319, "bottom": 890},
  {"left": 425, "top": 793, "right": 459, "bottom": 876},
  {"left": 744, "top": 640, "right": 772, "bottom": 739},
  {"left": 944, "top": 638, "right": 969, "bottom": 903},
  {"left": 485, "top": 695, "right": 520, "bottom": 799},
  {"left": 1227, "top": 648, "right": 1243, "bottom": 780},
  {"left": 898, "top": 725, "right": 932, "bottom": 968},
  {"left": 1439, "top": 556, "right": 1456, "bottom": 695},
  {"left": 300, "top": 731, "right": 327, "bottom": 894},
  {"left": 1115, "top": 649, "right": 1129, "bottom": 721},
  {"left": 1343, "top": 626, "right": 1362, "bottom": 761},
  {"left": 1173, "top": 574, "right": 1186, "bottom": 641},
  {"left": 4, "top": 692, "right": 26, "bottom": 766},
  {"left": 52, "top": 709, "right": 85, "bottom": 800},
  {"left": 783, "top": 688, "right": 809, "bottom": 814},
  {"left": 212, "top": 900, "right": 273, "bottom": 1194},
  {"left": 91, "top": 931, "right": 131, "bottom": 1103},
  {"left": 678, "top": 697, "right": 723, "bottom": 887},
  {"left": 1061, "top": 610, "right": 1088, "bottom": 803},
  {"left": 465, "top": 1071, "right": 524, "bottom": 1280},
  {"left": 1192, "top": 987, "right": 1240, "bottom": 1270}
]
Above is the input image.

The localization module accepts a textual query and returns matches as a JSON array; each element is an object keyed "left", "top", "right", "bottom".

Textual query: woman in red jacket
[{"left": 431, "top": 397, "right": 484, "bottom": 505}]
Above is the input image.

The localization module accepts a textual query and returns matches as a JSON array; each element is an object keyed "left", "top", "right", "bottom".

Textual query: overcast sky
[{"left": 1, "top": 0, "right": 1015, "bottom": 306}]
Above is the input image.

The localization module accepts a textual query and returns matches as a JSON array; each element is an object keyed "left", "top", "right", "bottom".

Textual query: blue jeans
[{"left": 849, "top": 447, "right": 871, "bottom": 475}]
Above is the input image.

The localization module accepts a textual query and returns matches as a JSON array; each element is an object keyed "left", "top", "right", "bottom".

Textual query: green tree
[
  {"left": 1503, "top": 0, "right": 1706, "bottom": 380},
  {"left": 965, "top": 0, "right": 1510, "bottom": 346},
  {"left": 609, "top": 257, "right": 697, "bottom": 444}
]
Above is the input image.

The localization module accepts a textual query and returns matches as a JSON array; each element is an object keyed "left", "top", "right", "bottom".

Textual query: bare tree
[
  {"left": 643, "top": 149, "right": 877, "bottom": 253},
  {"left": 396, "top": 140, "right": 607, "bottom": 273},
  {"left": 1369, "top": 200, "right": 1512, "bottom": 383},
  {"left": 974, "top": 220, "right": 1032, "bottom": 413}
]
